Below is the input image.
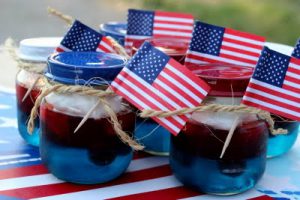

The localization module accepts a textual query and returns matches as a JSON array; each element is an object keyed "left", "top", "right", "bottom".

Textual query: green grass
[{"left": 136, "top": 0, "right": 300, "bottom": 46}]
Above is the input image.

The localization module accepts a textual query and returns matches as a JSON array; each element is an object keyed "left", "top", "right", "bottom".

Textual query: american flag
[
  {"left": 185, "top": 21, "right": 265, "bottom": 68},
  {"left": 125, "top": 9, "right": 194, "bottom": 54},
  {"left": 56, "top": 20, "right": 115, "bottom": 53},
  {"left": 292, "top": 38, "right": 300, "bottom": 59},
  {"left": 242, "top": 47, "right": 300, "bottom": 121},
  {"left": 111, "top": 42, "right": 210, "bottom": 135}
]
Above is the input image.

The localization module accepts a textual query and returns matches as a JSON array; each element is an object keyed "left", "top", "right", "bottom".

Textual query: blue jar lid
[
  {"left": 99, "top": 22, "right": 127, "bottom": 45},
  {"left": 46, "top": 52, "right": 127, "bottom": 85}
]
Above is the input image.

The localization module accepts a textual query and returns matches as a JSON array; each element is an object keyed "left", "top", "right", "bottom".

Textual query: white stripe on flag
[
  {"left": 243, "top": 96, "right": 300, "bottom": 118},
  {"left": 125, "top": 35, "right": 151, "bottom": 40},
  {"left": 166, "top": 64, "right": 208, "bottom": 97},
  {"left": 126, "top": 157, "right": 168, "bottom": 172},
  {"left": 220, "top": 49, "right": 259, "bottom": 61},
  {"left": 184, "top": 58, "right": 208, "bottom": 65},
  {"left": 31, "top": 176, "right": 182, "bottom": 200},
  {"left": 99, "top": 41, "right": 114, "bottom": 53},
  {"left": 286, "top": 71, "right": 300, "bottom": 79},
  {"left": 250, "top": 79, "right": 300, "bottom": 98},
  {"left": 160, "top": 71, "right": 202, "bottom": 103},
  {"left": 289, "top": 62, "right": 300, "bottom": 70},
  {"left": 224, "top": 33, "right": 265, "bottom": 46},
  {"left": 155, "top": 79, "right": 194, "bottom": 108},
  {"left": 187, "top": 51, "right": 254, "bottom": 68},
  {"left": 154, "top": 16, "right": 193, "bottom": 23},
  {"left": 153, "top": 23, "right": 193, "bottom": 30},
  {"left": 0, "top": 157, "right": 41, "bottom": 166},
  {"left": 153, "top": 30, "right": 192, "bottom": 37},
  {"left": 111, "top": 81, "right": 180, "bottom": 133},
  {"left": 222, "top": 41, "right": 262, "bottom": 54},
  {"left": 284, "top": 80, "right": 300, "bottom": 89},
  {"left": 245, "top": 86, "right": 300, "bottom": 108}
]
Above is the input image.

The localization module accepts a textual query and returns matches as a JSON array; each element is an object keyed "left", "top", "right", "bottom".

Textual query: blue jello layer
[
  {"left": 267, "top": 123, "right": 299, "bottom": 158},
  {"left": 170, "top": 145, "right": 266, "bottom": 195},
  {"left": 17, "top": 109, "right": 39, "bottom": 146},
  {"left": 40, "top": 134, "right": 133, "bottom": 184},
  {"left": 135, "top": 117, "right": 170, "bottom": 155}
]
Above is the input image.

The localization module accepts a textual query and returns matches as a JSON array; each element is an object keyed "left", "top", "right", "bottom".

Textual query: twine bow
[{"left": 27, "top": 81, "right": 144, "bottom": 150}]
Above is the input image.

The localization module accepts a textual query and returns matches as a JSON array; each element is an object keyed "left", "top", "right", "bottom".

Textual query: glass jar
[
  {"left": 131, "top": 38, "right": 188, "bottom": 64},
  {"left": 99, "top": 22, "right": 127, "bottom": 46},
  {"left": 40, "top": 52, "right": 134, "bottom": 184},
  {"left": 170, "top": 64, "right": 269, "bottom": 195},
  {"left": 16, "top": 37, "right": 61, "bottom": 146},
  {"left": 132, "top": 38, "right": 189, "bottom": 156},
  {"left": 267, "top": 115, "right": 299, "bottom": 157}
]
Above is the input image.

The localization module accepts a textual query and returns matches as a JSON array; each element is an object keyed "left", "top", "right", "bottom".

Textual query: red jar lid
[
  {"left": 187, "top": 63, "right": 253, "bottom": 97},
  {"left": 132, "top": 38, "right": 189, "bottom": 56}
]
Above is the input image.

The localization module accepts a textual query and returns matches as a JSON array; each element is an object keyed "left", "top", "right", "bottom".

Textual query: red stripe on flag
[
  {"left": 107, "top": 186, "right": 201, "bottom": 200},
  {"left": 0, "top": 164, "right": 48, "bottom": 180},
  {"left": 153, "top": 20, "right": 193, "bottom": 26},
  {"left": 152, "top": 34, "right": 191, "bottom": 40},
  {"left": 248, "top": 195, "right": 275, "bottom": 200},
  {"left": 155, "top": 11, "right": 194, "bottom": 19},
  {"left": 98, "top": 45, "right": 110, "bottom": 53},
  {"left": 247, "top": 82, "right": 300, "bottom": 102},
  {"left": 225, "top": 28, "right": 265, "bottom": 42},
  {"left": 55, "top": 47, "right": 65, "bottom": 52},
  {"left": 185, "top": 53, "right": 239, "bottom": 66},
  {"left": 223, "top": 37, "right": 263, "bottom": 50},
  {"left": 243, "top": 99, "right": 300, "bottom": 121},
  {"left": 221, "top": 45, "right": 261, "bottom": 58},
  {"left": 153, "top": 27, "right": 193, "bottom": 33},
  {"left": 244, "top": 90, "right": 300, "bottom": 113},
  {"left": 0, "top": 165, "right": 172, "bottom": 199},
  {"left": 283, "top": 83, "right": 300, "bottom": 94},
  {"left": 288, "top": 66, "right": 300, "bottom": 75},
  {"left": 219, "top": 52, "right": 258, "bottom": 65}
]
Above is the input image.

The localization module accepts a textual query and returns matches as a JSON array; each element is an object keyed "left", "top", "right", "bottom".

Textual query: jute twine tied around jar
[
  {"left": 4, "top": 38, "right": 45, "bottom": 102},
  {"left": 140, "top": 104, "right": 288, "bottom": 136},
  {"left": 27, "top": 80, "right": 144, "bottom": 151}
]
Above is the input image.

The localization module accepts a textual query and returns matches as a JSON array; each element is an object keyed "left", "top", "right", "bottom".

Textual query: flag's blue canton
[
  {"left": 189, "top": 21, "right": 224, "bottom": 56},
  {"left": 127, "top": 42, "right": 169, "bottom": 84},
  {"left": 292, "top": 38, "right": 300, "bottom": 59},
  {"left": 61, "top": 20, "right": 102, "bottom": 51},
  {"left": 253, "top": 47, "right": 290, "bottom": 87},
  {"left": 127, "top": 9, "right": 154, "bottom": 36}
]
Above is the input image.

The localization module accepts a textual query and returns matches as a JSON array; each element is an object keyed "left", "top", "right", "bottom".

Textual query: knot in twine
[
  {"left": 4, "top": 38, "right": 46, "bottom": 74},
  {"left": 140, "top": 104, "right": 288, "bottom": 135},
  {"left": 27, "top": 81, "right": 144, "bottom": 150}
]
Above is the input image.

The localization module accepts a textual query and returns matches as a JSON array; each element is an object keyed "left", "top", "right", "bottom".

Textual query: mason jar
[
  {"left": 267, "top": 115, "right": 299, "bottom": 157},
  {"left": 40, "top": 52, "right": 134, "bottom": 184},
  {"left": 16, "top": 37, "right": 61, "bottom": 146},
  {"left": 99, "top": 22, "right": 127, "bottom": 46},
  {"left": 170, "top": 64, "right": 269, "bottom": 195}
]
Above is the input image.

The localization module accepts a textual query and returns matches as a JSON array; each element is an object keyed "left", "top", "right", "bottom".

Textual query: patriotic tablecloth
[{"left": 0, "top": 87, "right": 299, "bottom": 200}]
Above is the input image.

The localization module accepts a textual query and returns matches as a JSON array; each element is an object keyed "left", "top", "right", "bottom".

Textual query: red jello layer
[
  {"left": 16, "top": 82, "right": 40, "bottom": 114},
  {"left": 173, "top": 119, "right": 269, "bottom": 160},
  {"left": 40, "top": 102, "right": 135, "bottom": 148}
]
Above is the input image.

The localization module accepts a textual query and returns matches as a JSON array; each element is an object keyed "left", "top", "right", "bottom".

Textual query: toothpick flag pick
[
  {"left": 56, "top": 20, "right": 115, "bottom": 53},
  {"left": 125, "top": 9, "right": 194, "bottom": 54},
  {"left": 292, "top": 38, "right": 300, "bottom": 59},
  {"left": 111, "top": 42, "right": 210, "bottom": 135},
  {"left": 242, "top": 47, "right": 300, "bottom": 121},
  {"left": 185, "top": 21, "right": 265, "bottom": 68}
]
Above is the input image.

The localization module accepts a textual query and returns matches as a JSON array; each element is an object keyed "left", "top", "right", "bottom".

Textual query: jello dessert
[
  {"left": 267, "top": 115, "right": 299, "bottom": 157},
  {"left": 170, "top": 112, "right": 269, "bottom": 195},
  {"left": 40, "top": 101, "right": 134, "bottom": 184}
]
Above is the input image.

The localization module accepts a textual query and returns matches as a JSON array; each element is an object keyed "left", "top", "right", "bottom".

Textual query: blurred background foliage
[{"left": 136, "top": 0, "right": 300, "bottom": 46}]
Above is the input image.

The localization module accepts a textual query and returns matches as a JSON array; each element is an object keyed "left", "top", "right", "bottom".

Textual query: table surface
[{"left": 0, "top": 89, "right": 299, "bottom": 200}]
